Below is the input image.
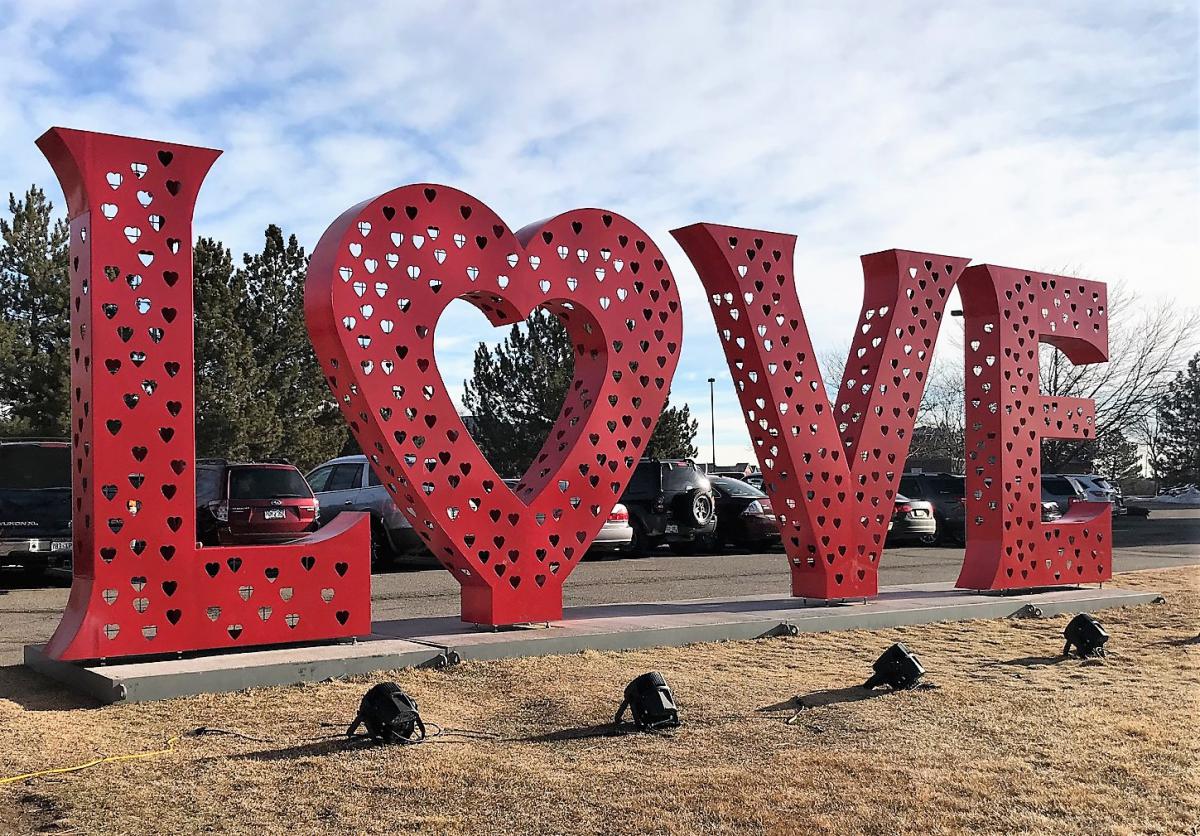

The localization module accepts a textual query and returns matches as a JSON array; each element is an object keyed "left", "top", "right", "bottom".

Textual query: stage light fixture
[
  {"left": 347, "top": 682, "right": 427, "bottom": 743},
  {"left": 615, "top": 671, "right": 681, "bottom": 731},
  {"left": 863, "top": 642, "right": 925, "bottom": 690},
  {"left": 1063, "top": 612, "right": 1110, "bottom": 658}
]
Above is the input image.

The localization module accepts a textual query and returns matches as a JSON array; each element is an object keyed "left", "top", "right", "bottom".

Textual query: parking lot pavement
[{"left": 2, "top": 510, "right": 1196, "bottom": 667}]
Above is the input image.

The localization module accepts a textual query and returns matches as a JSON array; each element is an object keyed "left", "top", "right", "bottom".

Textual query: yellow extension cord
[{"left": 0, "top": 736, "right": 180, "bottom": 786}]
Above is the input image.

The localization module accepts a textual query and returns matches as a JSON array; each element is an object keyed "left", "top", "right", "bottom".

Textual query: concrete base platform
[{"left": 24, "top": 581, "right": 1161, "bottom": 703}]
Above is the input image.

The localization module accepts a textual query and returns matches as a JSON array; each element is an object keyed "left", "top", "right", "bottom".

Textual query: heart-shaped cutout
[{"left": 307, "top": 185, "right": 682, "bottom": 624}]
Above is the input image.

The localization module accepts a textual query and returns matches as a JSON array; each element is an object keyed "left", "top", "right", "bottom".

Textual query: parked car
[
  {"left": 196, "top": 460, "right": 319, "bottom": 546},
  {"left": 1062, "top": 473, "right": 1127, "bottom": 515},
  {"left": 886, "top": 494, "right": 937, "bottom": 542},
  {"left": 703, "top": 476, "right": 781, "bottom": 551},
  {"left": 620, "top": 459, "right": 717, "bottom": 555},
  {"left": 502, "top": 478, "right": 634, "bottom": 556},
  {"left": 898, "top": 472, "right": 966, "bottom": 545},
  {"left": 1041, "top": 500, "right": 1063, "bottom": 523},
  {"left": 0, "top": 440, "right": 72, "bottom": 578},
  {"left": 1041, "top": 474, "right": 1087, "bottom": 516},
  {"left": 307, "top": 455, "right": 423, "bottom": 564}
]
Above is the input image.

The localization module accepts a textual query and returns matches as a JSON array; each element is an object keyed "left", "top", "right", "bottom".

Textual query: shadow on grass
[
  {"left": 519, "top": 722, "right": 627, "bottom": 743},
  {"left": 998, "top": 654, "right": 1074, "bottom": 668},
  {"left": 227, "top": 736, "right": 361, "bottom": 762},
  {"left": 759, "top": 686, "right": 889, "bottom": 713},
  {"left": 0, "top": 664, "right": 99, "bottom": 711}
]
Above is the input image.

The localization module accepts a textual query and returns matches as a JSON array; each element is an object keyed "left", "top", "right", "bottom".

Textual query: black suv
[
  {"left": 897, "top": 472, "right": 966, "bottom": 545},
  {"left": 619, "top": 459, "right": 717, "bottom": 555},
  {"left": 0, "top": 440, "right": 73, "bottom": 578}
]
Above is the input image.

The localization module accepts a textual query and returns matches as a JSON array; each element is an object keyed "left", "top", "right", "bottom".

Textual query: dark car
[
  {"left": 1041, "top": 474, "right": 1086, "bottom": 516},
  {"left": 620, "top": 459, "right": 717, "bottom": 555},
  {"left": 898, "top": 472, "right": 966, "bottom": 545},
  {"left": 704, "top": 476, "right": 781, "bottom": 552},
  {"left": 196, "top": 460, "right": 320, "bottom": 546},
  {"left": 0, "top": 440, "right": 72, "bottom": 578},
  {"left": 886, "top": 494, "right": 937, "bottom": 542}
]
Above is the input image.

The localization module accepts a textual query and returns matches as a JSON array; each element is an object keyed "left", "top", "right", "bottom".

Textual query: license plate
[
  {"left": 912, "top": 510, "right": 928, "bottom": 517},
  {"left": 665, "top": 524, "right": 679, "bottom": 534},
  {"left": 51, "top": 541, "right": 72, "bottom": 551},
  {"left": 262, "top": 509, "right": 287, "bottom": 520}
]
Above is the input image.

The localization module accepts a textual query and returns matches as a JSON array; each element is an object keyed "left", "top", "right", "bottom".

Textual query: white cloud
[{"left": 0, "top": 0, "right": 1194, "bottom": 464}]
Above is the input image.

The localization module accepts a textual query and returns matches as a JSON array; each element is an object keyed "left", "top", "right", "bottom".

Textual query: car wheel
[
  {"left": 370, "top": 522, "right": 397, "bottom": 570},
  {"left": 629, "top": 520, "right": 651, "bottom": 557},
  {"left": 674, "top": 489, "right": 715, "bottom": 528}
]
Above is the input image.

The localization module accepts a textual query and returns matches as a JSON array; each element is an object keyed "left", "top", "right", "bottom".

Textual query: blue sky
[{"left": 1, "top": 1, "right": 1196, "bottom": 464}]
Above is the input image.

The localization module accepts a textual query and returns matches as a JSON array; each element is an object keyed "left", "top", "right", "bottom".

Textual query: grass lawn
[{"left": 1, "top": 567, "right": 1197, "bottom": 835}]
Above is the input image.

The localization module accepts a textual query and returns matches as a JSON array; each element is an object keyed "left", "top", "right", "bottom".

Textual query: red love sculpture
[
  {"left": 37, "top": 128, "right": 370, "bottom": 661},
  {"left": 306, "top": 186, "right": 683, "bottom": 625},
  {"left": 674, "top": 224, "right": 969, "bottom": 599},
  {"left": 956, "top": 265, "right": 1111, "bottom": 589}
]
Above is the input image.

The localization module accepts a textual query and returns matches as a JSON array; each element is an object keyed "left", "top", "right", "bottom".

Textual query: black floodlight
[
  {"left": 347, "top": 682, "right": 426, "bottom": 743},
  {"left": 863, "top": 642, "right": 925, "bottom": 690},
  {"left": 1063, "top": 612, "right": 1110, "bottom": 658},
  {"left": 615, "top": 671, "right": 680, "bottom": 731}
]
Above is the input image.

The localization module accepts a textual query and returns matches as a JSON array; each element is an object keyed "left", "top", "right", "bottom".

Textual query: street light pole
[{"left": 707, "top": 377, "right": 716, "bottom": 469}]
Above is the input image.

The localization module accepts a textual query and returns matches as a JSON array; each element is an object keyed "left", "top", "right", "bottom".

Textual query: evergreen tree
[
  {"left": 1092, "top": 431, "right": 1141, "bottom": 486},
  {"left": 0, "top": 187, "right": 70, "bottom": 437},
  {"left": 462, "top": 309, "right": 698, "bottom": 475},
  {"left": 193, "top": 227, "right": 345, "bottom": 469},
  {"left": 193, "top": 236, "right": 276, "bottom": 460},
  {"left": 1155, "top": 351, "right": 1200, "bottom": 486},
  {"left": 643, "top": 395, "right": 698, "bottom": 459},
  {"left": 461, "top": 310, "right": 576, "bottom": 476}
]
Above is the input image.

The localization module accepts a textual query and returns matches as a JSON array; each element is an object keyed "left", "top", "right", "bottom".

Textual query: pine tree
[
  {"left": 193, "top": 236, "right": 275, "bottom": 460},
  {"left": 643, "top": 395, "right": 698, "bottom": 459},
  {"left": 462, "top": 310, "right": 697, "bottom": 475},
  {"left": 193, "top": 227, "right": 346, "bottom": 469},
  {"left": 0, "top": 187, "right": 70, "bottom": 437},
  {"left": 233, "top": 225, "right": 346, "bottom": 469},
  {"left": 1155, "top": 351, "right": 1200, "bottom": 487},
  {"left": 1092, "top": 431, "right": 1142, "bottom": 486},
  {"left": 462, "top": 310, "right": 576, "bottom": 476}
]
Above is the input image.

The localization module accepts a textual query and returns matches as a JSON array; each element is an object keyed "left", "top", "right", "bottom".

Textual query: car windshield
[
  {"left": 711, "top": 476, "right": 764, "bottom": 498},
  {"left": 931, "top": 476, "right": 965, "bottom": 496},
  {"left": 1042, "top": 477, "right": 1076, "bottom": 494},
  {"left": 0, "top": 444, "right": 71, "bottom": 490},
  {"left": 228, "top": 466, "right": 312, "bottom": 500},
  {"left": 661, "top": 462, "right": 709, "bottom": 491}
]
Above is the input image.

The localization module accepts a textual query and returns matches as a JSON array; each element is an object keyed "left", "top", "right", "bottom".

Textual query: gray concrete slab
[{"left": 23, "top": 581, "right": 1161, "bottom": 704}]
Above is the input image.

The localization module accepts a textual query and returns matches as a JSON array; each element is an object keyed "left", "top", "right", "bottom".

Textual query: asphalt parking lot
[{"left": 1, "top": 510, "right": 1196, "bottom": 667}]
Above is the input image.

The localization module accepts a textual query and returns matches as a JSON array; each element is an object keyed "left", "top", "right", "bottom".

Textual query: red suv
[{"left": 196, "top": 460, "right": 319, "bottom": 546}]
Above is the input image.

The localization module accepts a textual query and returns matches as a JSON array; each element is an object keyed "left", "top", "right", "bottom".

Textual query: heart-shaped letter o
[{"left": 306, "top": 185, "right": 683, "bottom": 625}]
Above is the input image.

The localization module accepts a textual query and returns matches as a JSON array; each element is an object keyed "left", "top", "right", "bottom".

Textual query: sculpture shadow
[{"left": 0, "top": 664, "right": 100, "bottom": 711}]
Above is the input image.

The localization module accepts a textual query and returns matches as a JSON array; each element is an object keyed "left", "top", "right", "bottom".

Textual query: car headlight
[{"left": 743, "top": 500, "right": 764, "bottom": 515}]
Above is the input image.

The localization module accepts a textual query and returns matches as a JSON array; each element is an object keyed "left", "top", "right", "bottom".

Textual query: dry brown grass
[{"left": 2, "top": 567, "right": 1198, "bottom": 836}]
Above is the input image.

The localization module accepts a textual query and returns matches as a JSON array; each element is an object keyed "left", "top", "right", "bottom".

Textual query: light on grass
[
  {"left": 614, "top": 671, "right": 681, "bottom": 731},
  {"left": 1063, "top": 613, "right": 1110, "bottom": 658},
  {"left": 863, "top": 642, "right": 925, "bottom": 690}
]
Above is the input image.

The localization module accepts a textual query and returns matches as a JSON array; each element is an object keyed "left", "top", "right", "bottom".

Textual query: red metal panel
[
  {"left": 37, "top": 128, "right": 370, "bottom": 661},
  {"left": 306, "top": 187, "right": 682, "bottom": 625},
  {"left": 955, "top": 265, "right": 1112, "bottom": 589},
  {"left": 673, "top": 224, "right": 969, "bottom": 599}
]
